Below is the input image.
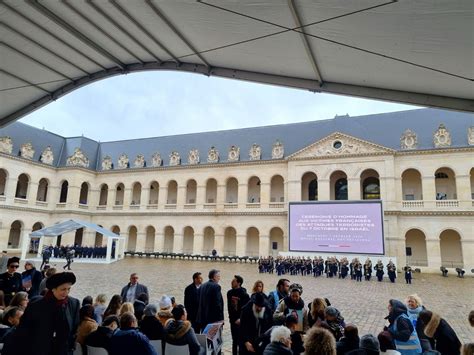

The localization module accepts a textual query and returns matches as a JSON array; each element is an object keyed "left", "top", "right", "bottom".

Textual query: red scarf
[{"left": 44, "top": 290, "right": 69, "bottom": 307}]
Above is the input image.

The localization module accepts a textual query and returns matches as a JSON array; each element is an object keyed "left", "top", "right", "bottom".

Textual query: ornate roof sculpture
[
  {"left": 188, "top": 149, "right": 199, "bottom": 165},
  {"left": 400, "top": 129, "right": 418, "bottom": 150},
  {"left": 207, "top": 147, "right": 219, "bottom": 163},
  {"left": 40, "top": 146, "right": 54, "bottom": 165},
  {"left": 169, "top": 151, "right": 181, "bottom": 166},
  {"left": 66, "top": 148, "right": 89, "bottom": 168},
  {"left": 102, "top": 156, "right": 113, "bottom": 170},
  {"left": 249, "top": 143, "right": 261, "bottom": 160},
  {"left": 272, "top": 140, "right": 284, "bottom": 159},
  {"left": 117, "top": 154, "right": 129, "bottom": 169},
  {"left": 20, "top": 142, "right": 35, "bottom": 159},
  {"left": 468, "top": 127, "right": 474, "bottom": 146},
  {"left": 228, "top": 145, "right": 240, "bottom": 162},
  {"left": 151, "top": 152, "right": 162, "bottom": 167},
  {"left": 0, "top": 136, "right": 13, "bottom": 154},
  {"left": 134, "top": 154, "right": 145, "bottom": 168},
  {"left": 433, "top": 124, "right": 451, "bottom": 148}
]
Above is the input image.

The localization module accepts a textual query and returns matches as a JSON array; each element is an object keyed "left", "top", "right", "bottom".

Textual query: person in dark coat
[
  {"left": 85, "top": 315, "right": 119, "bottom": 351},
  {"left": 140, "top": 304, "right": 165, "bottom": 340},
  {"left": 0, "top": 257, "right": 23, "bottom": 305},
  {"left": 321, "top": 306, "right": 346, "bottom": 341},
  {"left": 164, "top": 305, "right": 201, "bottom": 355},
  {"left": 41, "top": 248, "right": 52, "bottom": 270},
  {"left": 120, "top": 273, "right": 149, "bottom": 303},
  {"left": 109, "top": 312, "right": 157, "bottom": 355},
  {"left": 385, "top": 299, "right": 422, "bottom": 354},
  {"left": 227, "top": 274, "right": 250, "bottom": 355},
  {"left": 374, "top": 260, "right": 384, "bottom": 282},
  {"left": 133, "top": 292, "right": 148, "bottom": 323},
  {"left": 21, "top": 260, "right": 43, "bottom": 298},
  {"left": 263, "top": 326, "right": 293, "bottom": 355},
  {"left": 387, "top": 260, "right": 397, "bottom": 283},
  {"left": 240, "top": 292, "right": 273, "bottom": 354},
  {"left": 184, "top": 272, "right": 203, "bottom": 332},
  {"left": 196, "top": 269, "right": 224, "bottom": 328},
  {"left": 418, "top": 310, "right": 461, "bottom": 355},
  {"left": 336, "top": 324, "right": 360, "bottom": 355},
  {"left": 2, "top": 272, "right": 81, "bottom": 355}
]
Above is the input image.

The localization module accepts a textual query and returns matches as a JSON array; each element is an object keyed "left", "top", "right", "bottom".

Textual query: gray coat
[{"left": 120, "top": 283, "right": 149, "bottom": 302}]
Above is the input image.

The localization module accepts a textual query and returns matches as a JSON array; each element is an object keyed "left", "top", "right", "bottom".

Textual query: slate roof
[{"left": 0, "top": 108, "right": 473, "bottom": 171}]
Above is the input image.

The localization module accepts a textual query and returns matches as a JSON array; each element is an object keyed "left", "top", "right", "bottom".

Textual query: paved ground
[{"left": 51, "top": 257, "right": 473, "bottom": 351}]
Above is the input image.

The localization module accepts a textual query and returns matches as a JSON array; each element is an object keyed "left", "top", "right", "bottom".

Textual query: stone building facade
[{"left": 0, "top": 108, "right": 473, "bottom": 272}]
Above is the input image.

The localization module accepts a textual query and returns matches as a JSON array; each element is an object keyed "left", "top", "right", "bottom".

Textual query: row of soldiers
[
  {"left": 42, "top": 244, "right": 108, "bottom": 260},
  {"left": 258, "top": 256, "right": 402, "bottom": 283}
]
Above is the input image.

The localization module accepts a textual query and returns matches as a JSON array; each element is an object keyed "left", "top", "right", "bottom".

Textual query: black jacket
[
  {"left": 2, "top": 295, "right": 80, "bottom": 355},
  {"left": 0, "top": 272, "right": 22, "bottom": 304},
  {"left": 140, "top": 316, "right": 165, "bottom": 340},
  {"left": 184, "top": 283, "right": 201, "bottom": 324},
  {"left": 424, "top": 313, "right": 461, "bottom": 355},
  {"left": 263, "top": 341, "right": 293, "bottom": 355},
  {"left": 240, "top": 301, "right": 273, "bottom": 350},
  {"left": 227, "top": 287, "right": 250, "bottom": 323},
  {"left": 133, "top": 300, "right": 146, "bottom": 322},
  {"left": 336, "top": 336, "right": 360, "bottom": 355},
  {"left": 196, "top": 280, "right": 224, "bottom": 326},
  {"left": 85, "top": 326, "right": 115, "bottom": 350}
]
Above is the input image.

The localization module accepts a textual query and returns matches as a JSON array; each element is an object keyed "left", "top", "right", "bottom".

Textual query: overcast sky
[{"left": 19, "top": 71, "right": 418, "bottom": 142}]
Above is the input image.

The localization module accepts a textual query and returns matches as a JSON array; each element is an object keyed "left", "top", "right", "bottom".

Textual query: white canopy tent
[
  {"left": 22, "top": 219, "right": 125, "bottom": 264},
  {"left": 0, "top": 0, "right": 473, "bottom": 128}
]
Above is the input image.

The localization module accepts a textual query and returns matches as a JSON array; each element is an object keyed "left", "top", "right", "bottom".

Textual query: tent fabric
[
  {"left": 0, "top": 0, "right": 473, "bottom": 127},
  {"left": 30, "top": 219, "right": 119, "bottom": 238}
]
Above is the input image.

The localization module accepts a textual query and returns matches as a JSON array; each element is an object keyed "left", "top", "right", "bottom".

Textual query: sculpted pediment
[{"left": 288, "top": 132, "right": 394, "bottom": 159}]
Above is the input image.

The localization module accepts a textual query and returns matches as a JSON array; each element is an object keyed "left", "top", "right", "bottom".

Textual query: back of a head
[
  {"left": 270, "top": 325, "right": 291, "bottom": 343},
  {"left": 171, "top": 305, "right": 185, "bottom": 320},
  {"left": 45, "top": 267, "right": 57, "bottom": 278},
  {"left": 80, "top": 304, "right": 95, "bottom": 321},
  {"left": 144, "top": 304, "right": 158, "bottom": 317},
  {"left": 418, "top": 309, "right": 433, "bottom": 325},
  {"left": 2, "top": 306, "right": 20, "bottom": 326},
  {"left": 120, "top": 312, "right": 136, "bottom": 329},
  {"left": 208, "top": 269, "right": 219, "bottom": 280},
  {"left": 82, "top": 295, "right": 93, "bottom": 307},
  {"left": 378, "top": 331, "right": 396, "bottom": 352},
  {"left": 102, "top": 315, "right": 120, "bottom": 328},
  {"left": 137, "top": 292, "right": 149, "bottom": 304},
  {"left": 360, "top": 334, "right": 380, "bottom": 355},
  {"left": 344, "top": 324, "right": 359, "bottom": 340},
  {"left": 95, "top": 293, "right": 107, "bottom": 305},
  {"left": 304, "top": 327, "right": 336, "bottom": 355},
  {"left": 462, "top": 343, "right": 474, "bottom": 355}
]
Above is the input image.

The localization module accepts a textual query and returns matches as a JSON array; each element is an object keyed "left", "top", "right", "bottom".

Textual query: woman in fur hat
[
  {"left": 164, "top": 304, "right": 201, "bottom": 354},
  {"left": 418, "top": 310, "right": 461, "bottom": 355}
]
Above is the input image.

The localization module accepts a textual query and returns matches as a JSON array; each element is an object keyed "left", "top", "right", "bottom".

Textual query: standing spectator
[
  {"left": 85, "top": 315, "right": 119, "bottom": 351},
  {"left": 184, "top": 271, "right": 203, "bottom": 332},
  {"left": 197, "top": 269, "right": 224, "bottom": 328},
  {"left": 23, "top": 260, "right": 44, "bottom": 296},
  {"left": 336, "top": 324, "right": 360, "bottom": 355},
  {"left": 404, "top": 266, "right": 413, "bottom": 284},
  {"left": 164, "top": 304, "right": 201, "bottom": 355},
  {"left": 0, "top": 257, "right": 22, "bottom": 305},
  {"left": 104, "top": 294, "right": 122, "bottom": 318},
  {"left": 304, "top": 327, "right": 337, "bottom": 355},
  {"left": 405, "top": 294, "right": 430, "bottom": 351},
  {"left": 9, "top": 291, "right": 28, "bottom": 311},
  {"left": 240, "top": 292, "right": 273, "bottom": 354},
  {"left": 2, "top": 272, "right": 80, "bottom": 355},
  {"left": 93, "top": 294, "right": 108, "bottom": 324},
  {"left": 308, "top": 298, "right": 328, "bottom": 327},
  {"left": 322, "top": 307, "right": 346, "bottom": 341},
  {"left": 140, "top": 304, "right": 165, "bottom": 341},
  {"left": 109, "top": 312, "right": 157, "bottom": 355},
  {"left": 38, "top": 267, "right": 56, "bottom": 295},
  {"left": 63, "top": 248, "right": 74, "bottom": 270},
  {"left": 268, "top": 279, "right": 290, "bottom": 312},
  {"left": 157, "top": 295, "right": 173, "bottom": 325},
  {"left": 0, "top": 251, "right": 9, "bottom": 274},
  {"left": 120, "top": 273, "right": 149, "bottom": 303},
  {"left": 274, "top": 284, "right": 308, "bottom": 333},
  {"left": 263, "top": 326, "right": 293, "bottom": 355},
  {"left": 40, "top": 247, "right": 51, "bottom": 270},
  {"left": 133, "top": 292, "right": 148, "bottom": 322},
  {"left": 418, "top": 310, "right": 461, "bottom": 355},
  {"left": 227, "top": 274, "right": 250, "bottom": 354},
  {"left": 385, "top": 299, "right": 422, "bottom": 355},
  {"left": 76, "top": 304, "right": 98, "bottom": 346}
]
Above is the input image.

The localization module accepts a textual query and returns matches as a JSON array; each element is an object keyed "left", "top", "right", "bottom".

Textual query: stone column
[
  {"left": 214, "top": 233, "right": 225, "bottom": 255},
  {"left": 456, "top": 174, "right": 472, "bottom": 207},
  {"left": 28, "top": 181, "right": 39, "bottom": 206},
  {"left": 260, "top": 182, "right": 271, "bottom": 208},
  {"left": 196, "top": 185, "right": 206, "bottom": 208},
  {"left": 461, "top": 240, "right": 474, "bottom": 271},
  {"left": 259, "top": 235, "right": 270, "bottom": 257},
  {"left": 318, "top": 178, "right": 330, "bottom": 201},
  {"left": 88, "top": 187, "right": 100, "bottom": 208},
  {"left": 236, "top": 234, "right": 246, "bottom": 256},
  {"left": 135, "top": 231, "right": 146, "bottom": 252},
  {"left": 421, "top": 175, "right": 436, "bottom": 208},
  {"left": 286, "top": 179, "right": 301, "bottom": 202},
  {"left": 5, "top": 177, "right": 17, "bottom": 204},
  {"left": 20, "top": 228, "right": 32, "bottom": 260},
  {"left": 348, "top": 177, "right": 360, "bottom": 200},
  {"left": 154, "top": 231, "right": 164, "bottom": 252},
  {"left": 216, "top": 184, "right": 226, "bottom": 210},
  {"left": 238, "top": 183, "right": 248, "bottom": 208},
  {"left": 426, "top": 238, "right": 442, "bottom": 269},
  {"left": 177, "top": 186, "right": 186, "bottom": 206},
  {"left": 67, "top": 183, "right": 81, "bottom": 208},
  {"left": 158, "top": 186, "right": 167, "bottom": 207},
  {"left": 107, "top": 187, "right": 115, "bottom": 209},
  {"left": 122, "top": 187, "right": 131, "bottom": 207},
  {"left": 106, "top": 237, "right": 113, "bottom": 262},
  {"left": 141, "top": 187, "right": 150, "bottom": 205},
  {"left": 193, "top": 233, "right": 204, "bottom": 255},
  {"left": 173, "top": 232, "right": 184, "bottom": 253},
  {"left": 0, "top": 223, "right": 10, "bottom": 251}
]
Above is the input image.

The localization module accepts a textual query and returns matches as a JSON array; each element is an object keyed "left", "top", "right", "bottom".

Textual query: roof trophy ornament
[
  {"left": 207, "top": 146, "right": 219, "bottom": 163},
  {"left": 400, "top": 129, "right": 418, "bottom": 150},
  {"left": 433, "top": 123, "right": 451, "bottom": 148},
  {"left": 468, "top": 126, "right": 474, "bottom": 146},
  {"left": 66, "top": 148, "right": 89, "bottom": 168},
  {"left": 117, "top": 154, "right": 129, "bottom": 169},
  {"left": 0, "top": 136, "right": 13, "bottom": 154},
  {"left": 102, "top": 156, "right": 113, "bottom": 170},
  {"left": 134, "top": 154, "right": 145, "bottom": 168},
  {"left": 20, "top": 142, "right": 35, "bottom": 159},
  {"left": 271, "top": 140, "right": 284, "bottom": 159},
  {"left": 188, "top": 149, "right": 200, "bottom": 165},
  {"left": 249, "top": 143, "right": 261, "bottom": 160},
  {"left": 169, "top": 151, "right": 181, "bottom": 166},
  {"left": 228, "top": 145, "right": 240, "bottom": 162},
  {"left": 40, "top": 146, "right": 54, "bottom": 165},
  {"left": 151, "top": 152, "right": 162, "bottom": 167}
]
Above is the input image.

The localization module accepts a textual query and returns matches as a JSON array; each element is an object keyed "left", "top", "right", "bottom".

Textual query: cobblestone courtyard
[{"left": 62, "top": 257, "right": 473, "bottom": 351}]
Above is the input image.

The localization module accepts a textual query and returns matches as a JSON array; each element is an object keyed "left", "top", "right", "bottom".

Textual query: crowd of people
[
  {"left": 0, "top": 255, "right": 472, "bottom": 355},
  {"left": 258, "top": 256, "right": 413, "bottom": 284}
]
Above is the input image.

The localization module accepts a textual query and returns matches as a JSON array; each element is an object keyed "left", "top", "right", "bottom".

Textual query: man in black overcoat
[
  {"left": 196, "top": 269, "right": 224, "bottom": 328},
  {"left": 184, "top": 272, "right": 203, "bottom": 332}
]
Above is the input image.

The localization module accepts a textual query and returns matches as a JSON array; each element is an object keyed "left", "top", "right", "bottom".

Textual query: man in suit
[
  {"left": 184, "top": 272, "right": 203, "bottom": 332},
  {"left": 196, "top": 269, "right": 224, "bottom": 329},
  {"left": 120, "top": 273, "right": 149, "bottom": 303}
]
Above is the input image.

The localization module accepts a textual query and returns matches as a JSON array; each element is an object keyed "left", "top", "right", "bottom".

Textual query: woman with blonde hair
[
  {"left": 119, "top": 302, "right": 134, "bottom": 316},
  {"left": 308, "top": 297, "right": 328, "bottom": 327},
  {"left": 252, "top": 280, "right": 265, "bottom": 295},
  {"left": 304, "top": 327, "right": 336, "bottom": 355},
  {"left": 93, "top": 293, "right": 108, "bottom": 324},
  {"left": 9, "top": 291, "right": 28, "bottom": 311}
]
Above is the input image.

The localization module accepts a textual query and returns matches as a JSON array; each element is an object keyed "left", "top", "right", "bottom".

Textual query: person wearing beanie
[
  {"left": 322, "top": 306, "right": 346, "bottom": 341},
  {"left": 120, "top": 273, "right": 149, "bottom": 303},
  {"left": 240, "top": 292, "right": 273, "bottom": 354},
  {"left": 274, "top": 283, "right": 308, "bottom": 333},
  {"left": 140, "top": 304, "right": 165, "bottom": 341},
  {"left": 2, "top": 272, "right": 80, "bottom": 355},
  {"left": 157, "top": 295, "right": 173, "bottom": 325},
  {"left": 164, "top": 304, "right": 201, "bottom": 354},
  {"left": 227, "top": 274, "right": 250, "bottom": 354},
  {"left": 0, "top": 257, "right": 22, "bottom": 305}
]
